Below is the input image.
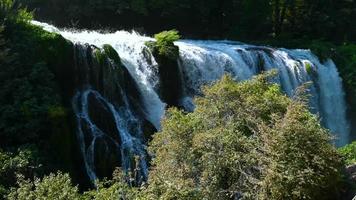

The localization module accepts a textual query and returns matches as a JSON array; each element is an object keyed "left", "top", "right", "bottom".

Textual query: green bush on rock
[
  {"left": 146, "top": 30, "right": 180, "bottom": 59},
  {"left": 154, "top": 30, "right": 180, "bottom": 47},
  {"left": 305, "top": 62, "right": 313, "bottom": 74}
]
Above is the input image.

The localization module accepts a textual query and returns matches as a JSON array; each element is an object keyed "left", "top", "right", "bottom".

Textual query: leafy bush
[
  {"left": 0, "top": 0, "right": 32, "bottom": 25},
  {"left": 83, "top": 168, "right": 141, "bottom": 200},
  {"left": 154, "top": 30, "right": 180, "bottom": 47},
  {"left": 7, "top": 172, "right": 80, "bottom": 200},
  {"left": 7, "top": 169, "right": 143, "bottom": 200},
  {"left": 147, "top": 72, "right": 345, "bottom": 200},
  {"left": 339, "top": 141, "right": 356, "bottom": 165},
  {"left": 0, "top": 146, "right": 41, "bottom": 198},
  {"left": 147, "top": 30, "right": 180, "bottom": 59},
  {"left": 305, "top": 62, "right": 312, "bottom": 74}
]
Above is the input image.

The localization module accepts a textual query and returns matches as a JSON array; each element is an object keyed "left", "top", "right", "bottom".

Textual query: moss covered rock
[{"left": 145, "top": 33, "right": 183, "bottom": 107}]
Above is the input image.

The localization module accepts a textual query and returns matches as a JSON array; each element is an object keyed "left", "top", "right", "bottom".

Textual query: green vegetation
[
  {"left": 339, "top": 142, "right": 356, "bottom": 166},
  {"left": 7, "top": 172, "right": 80, "bottom": 200},
  {"left": 334, "top": 44, "right": 356, "bottom": 96},
  {"left": 94, "top": 48, "right": 106, "bottom": 65},
  {"left": 0, "top": 0, "right": 76, "bottom": 197},
  {"left": 0, "top": 146, "right": 41, "bottom": 198},
  {"left": 82, "top": 169, "right": 141, "bottom": 200},
  {"left": 147, "top": 73, "right": 346, "bottom": 200},
  {"left": 0, "top": 0, "right": 355, "bottom": 199},
  {"left": 5, "top": 169, "right": 142, "bottom": 200},
  {"left": 103, "top": 44, "right": 121, "bottom": 64},
  {"left": 305, "top": 62, "right": 312, "bottom": 74},
  {"left": 154, "top": 30, "right": 180, "bottom": 57},
  {"left": 146, "top": 30, "right": 180, "bottom": 59},
  {"left": 2, "top": 72, "right": 349, "bottom": 200},
  {"left": 18, "top": 0, "right": 356, "bottom": 42}
]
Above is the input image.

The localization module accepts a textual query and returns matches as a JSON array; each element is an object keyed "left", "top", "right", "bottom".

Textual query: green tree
[
  {"left": 259, "top": 102, "right": 344, "bottom": 200},
  {"left": 147, "top": 72, "right": 345, "bottom": 200}
]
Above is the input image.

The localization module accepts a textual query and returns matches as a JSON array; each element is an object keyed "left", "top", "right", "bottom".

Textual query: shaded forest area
[{"left": 19, "top": 0, "right": 356, "bottom": 42}]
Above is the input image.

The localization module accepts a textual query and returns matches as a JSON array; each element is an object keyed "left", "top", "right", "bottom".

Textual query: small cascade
[
  {"left": 72, "top": 89, "right": 148, "bottom": 183},
  {"left": 68, "top": 42, "right": 154, "bottom": 183},
  {"left": 56, "top": 27, "right": 165, "bottom": 129},
  {"left": 32, "top": 21, "right": 351, "bottom": 182}
]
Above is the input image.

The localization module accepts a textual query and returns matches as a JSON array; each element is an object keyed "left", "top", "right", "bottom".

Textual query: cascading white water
[
  {"left": 72, "top": 88, "right": 149, "bottom": 182},
  {"left": 32, "top": 21, "right": 165, "bottom": 129},
  {"left": 58, "top": 28, "right": 165, "bottom": 130},
  {"left": 32, "top": 21, "right": 351, "bottom": 181},
  {"left": 177, "top": 40, "right": 349, "bottom": 146}
]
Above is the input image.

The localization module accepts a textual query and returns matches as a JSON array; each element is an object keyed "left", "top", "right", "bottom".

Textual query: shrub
[
  {"left": 339, "top": 141, "right": 356, "bottom": 165},
  {"left": 83, "top": 168, "right": 141, "bottom": 200},
  {"left": 154, "top": 30, "right": 180, "bottom": 47},
  {"left": 0, "top": 0, "right": 32, "bottom": 25},
  {"left": 0, "top": 147, "right": 41, "bottom": 198},
  {"left": 305, "top": 62, "right": 312, "bottom": 74},
  {"left": 7, "top": 172, "right": 80, "bottom": 200},
  {"left": 147, "top": 30, "right": 180, "bottom": 59}
]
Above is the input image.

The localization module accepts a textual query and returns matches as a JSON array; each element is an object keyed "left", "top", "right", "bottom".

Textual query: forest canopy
[{"left": 19, "top": 0, "right": 356, "bottom": 42}]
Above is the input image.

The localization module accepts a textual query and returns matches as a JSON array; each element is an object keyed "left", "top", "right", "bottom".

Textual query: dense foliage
[
  {"left": 0, "top": 146, "right": 41, "bottom": 197},
  {"left": 339, "top": 141, "right": 356, "bottom": 166},
  {"left": 334, "top": 44, "right": 356, "bottom": 97},
  {"left": 7, "top": 172, "right": 80, "bottom": 200},
  {"left": 147, "top": 73, "right": 346, "bottom": 200},
  {"left": 6, "top": 169, "right": 143, "bottom": 200},
  {"left": 0, "top": 0, "right": 78, "bottom": 197},
  {"left": 153, "top": 30, "right": 180, "bottom": 58},
  {"left": 19, "top": 0, "right": 356, "bottom": 42}
]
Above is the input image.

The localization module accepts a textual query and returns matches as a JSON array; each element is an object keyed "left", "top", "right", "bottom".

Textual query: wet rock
[
  {"left": 246, "top": 46, "right": 274, "bottom": 57},
  {"left": 150, "top": 44, "right": 183, "bottom": 107},
  {"left": 142, "top": 119, "right": 158, "bottom": 143},
  {"left": 87, "top": 92, "right": 121, "bottom": 144},
  {"left": 94, "top": 136, "right": 121, "bottom": 179},
  {"left": 346, "top": 164, "right": 356, "bottom": 182}
]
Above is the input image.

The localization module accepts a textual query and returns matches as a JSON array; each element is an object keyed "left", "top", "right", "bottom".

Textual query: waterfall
[
  {"left": 72, "top": 89, "right": 149, "bottom": 182},
  {"left": 177, "top": 41, "right": 349, "bottom": 145},
  {"left": 32, "top": 21, "right": 351, "bottom": 182}
]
